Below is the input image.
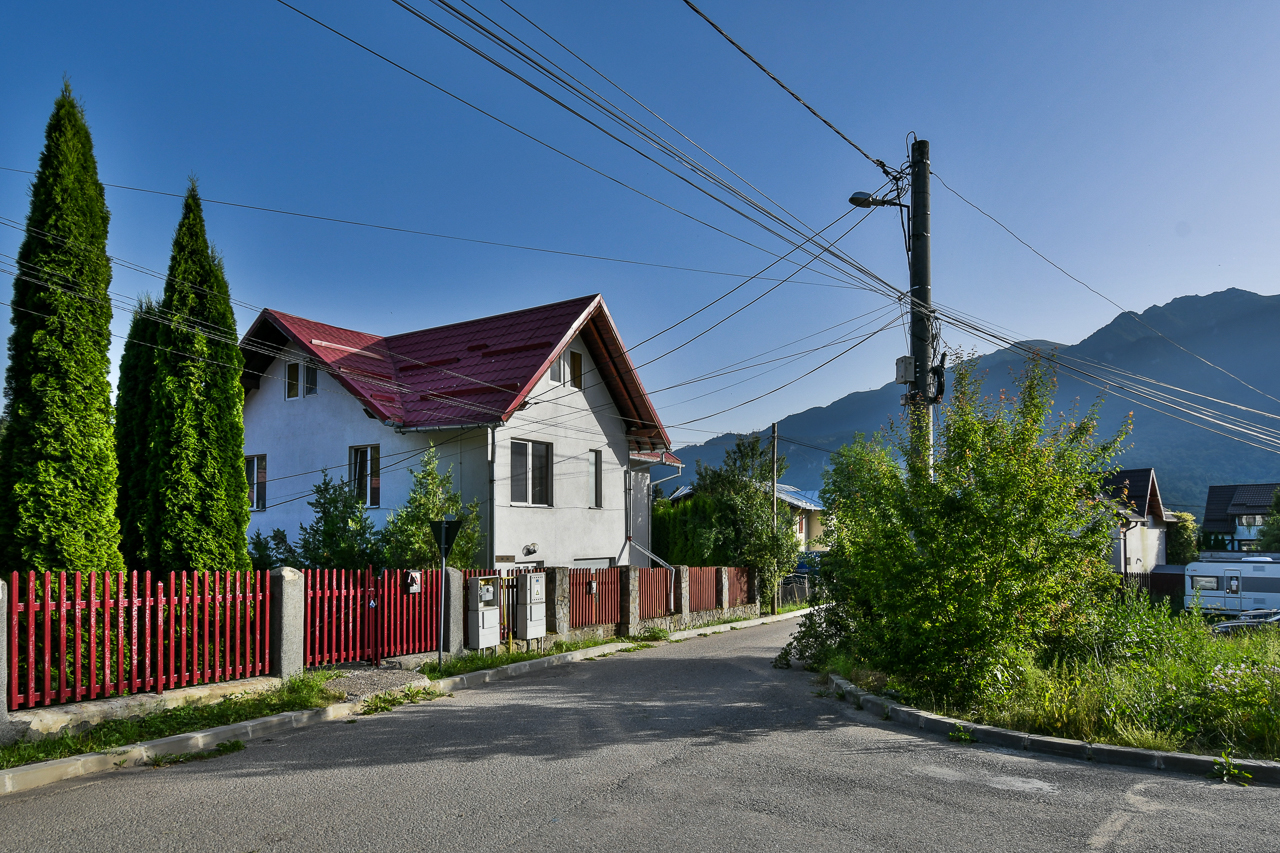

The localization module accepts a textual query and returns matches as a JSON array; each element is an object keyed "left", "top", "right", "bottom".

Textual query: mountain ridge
[{"left": 665, "top": 288, "right": 1280, "bottom": 518}]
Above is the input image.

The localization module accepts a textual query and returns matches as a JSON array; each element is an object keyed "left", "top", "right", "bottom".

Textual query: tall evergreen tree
[
  {"left": 0, "top": 83, "right": 124, "bottom": 573},
  {"left": 115, "top": 295, "right": 159, "bottom": 569},
  {"left": 144, "top": 182, "right": 249, "bottom": 573}
]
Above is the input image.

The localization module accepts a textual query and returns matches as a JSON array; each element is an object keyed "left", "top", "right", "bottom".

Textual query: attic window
[
  {"left": 570, "top": 351, "right": 583, "bottom": 389},
  {"left": 285, "top": 362, "right": 318, "bottom": 399}
]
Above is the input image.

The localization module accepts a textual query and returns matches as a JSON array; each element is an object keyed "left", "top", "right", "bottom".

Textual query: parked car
[{"left": 1213, "top": 610, "right": 1280, "bottom": 636}]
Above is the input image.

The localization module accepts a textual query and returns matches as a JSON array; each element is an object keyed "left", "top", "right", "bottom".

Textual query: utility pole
[
  {"left": 851, "top": 138, "right": 938, "bottom": 469},
  {"left": 771, "top": 422, "right": 778, "bottom": 528},
  {"left": 908, "top": 139, "right": 933, "bottom": 469}
]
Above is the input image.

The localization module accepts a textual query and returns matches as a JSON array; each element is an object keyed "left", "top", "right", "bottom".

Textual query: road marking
[{"left": 916, "top": 763, "right": 1057, "bottom": 794}]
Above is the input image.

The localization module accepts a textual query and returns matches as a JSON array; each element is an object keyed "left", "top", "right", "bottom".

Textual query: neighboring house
[
  {"left": 1202, "top": 482, "right": 1280, "bottom": 552},
  {"left": 239, "top": 294, "right": 680, "bottom": 570},
  {"left": 668, "top": 482, "right": 827, "bottom": 552},
  {"left": 1102, "top": 468, "right": 1172, "bottom": 577}
]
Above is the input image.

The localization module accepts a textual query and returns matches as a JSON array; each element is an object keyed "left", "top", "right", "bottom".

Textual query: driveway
[{"left": 1, "top": 620, "right": 1277, "bottom": 852}]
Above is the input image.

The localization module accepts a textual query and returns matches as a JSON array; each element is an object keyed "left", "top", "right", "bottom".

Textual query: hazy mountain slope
[{"left": 664, "top": 289, "right": 1280, "bottom": 517}]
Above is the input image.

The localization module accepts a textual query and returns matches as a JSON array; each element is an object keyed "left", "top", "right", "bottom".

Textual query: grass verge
[
  {"left": 0, "top": 671, "right": 344, "bottom": 771},
  {"left": 417, "top": 636, "right": 624, "bottom": 680}
]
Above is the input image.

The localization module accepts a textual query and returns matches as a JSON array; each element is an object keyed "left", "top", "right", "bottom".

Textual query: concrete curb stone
[
  {"left": 666, "top": 608, "right": 811, "bottom": 643},
  {"left": 824, "top": 673, "right": 1280, "bottom": 785}
]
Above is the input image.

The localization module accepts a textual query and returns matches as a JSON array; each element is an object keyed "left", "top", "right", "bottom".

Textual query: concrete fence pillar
[
  {"left": 443, "top": 567, "right": 464, "bottom": 656},
  {"left": 677, "top": 566, "right": 690, "bottom": 624},
  {"left": 0, "top": 577, "right": 15, "bottom": 746},
  {"left": 547, "top": 567, "right": 571, "bottom": 635},
  {"left": 747, "top": 567, "right": 760, "bottom": 605},
  {"left": 619, "top": 566, "right": 641, "bottom": 636},
  {"left": 269, "top": 567, "right": 304, "bottom": 680},
  {"left": 716, "top": 567, "right": 729, "bottom": 611}
]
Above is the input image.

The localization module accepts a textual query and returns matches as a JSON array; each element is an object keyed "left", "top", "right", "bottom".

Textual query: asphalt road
[{"left": 3, "top": 619, "right": 1280, "bottom": 853}]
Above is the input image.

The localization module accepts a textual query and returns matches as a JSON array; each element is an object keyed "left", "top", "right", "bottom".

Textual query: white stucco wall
[
  {"left": 1111, "top": 517, "right": 1167, "bottom": 574},
  {"left": 243, "top": 334, "right": 654, "bottom": 569}
]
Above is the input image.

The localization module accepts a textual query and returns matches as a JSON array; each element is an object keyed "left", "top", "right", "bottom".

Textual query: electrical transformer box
[
  {"left": 895, "top": 355, "right": 915, "bottom": 385},
  {"left": 515, "top": 604, "right": 546, "bottom": 640},
  {"left": 467, "top": 607, "right": 501, "bottom": 649},
  {"left": 517, "top": 573, "right": 546, "bottom": 605}
]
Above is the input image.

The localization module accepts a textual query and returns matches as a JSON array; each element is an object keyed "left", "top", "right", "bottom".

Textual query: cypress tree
[
  {"left": 0, "top": 83, "right": 124, "bottom": 574},
  {"left": 115, "top": 295, "right": 159, "bottom": 569},
  {"left": 144, "top": 182, "right": 249, "bottom": 574}
]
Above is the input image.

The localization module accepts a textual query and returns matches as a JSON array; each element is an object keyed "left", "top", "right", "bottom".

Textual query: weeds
[
  {"left": 150, "top": 740, "right": 244, "bottom": 768},
  {"left": 1210, "top": 750, "right": 1252, "bottom": 786},
  {"left": 0, "top": 671, "right": 343, "bottom": 770},
  {"left": 360, "top": 684, "right": 443, "bottom": 716},
  {"left": 948, "top": 725, "right": 973, "bottom": 743}
]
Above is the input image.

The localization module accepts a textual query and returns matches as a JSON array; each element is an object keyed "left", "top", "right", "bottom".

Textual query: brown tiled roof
[{"left": 1102, "top": 468, "right": 1171, "bottom": 522}]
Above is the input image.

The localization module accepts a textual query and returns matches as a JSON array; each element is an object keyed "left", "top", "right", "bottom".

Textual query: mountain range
[{"left": 664, "top": 288, "right": 1280, "bottom": 518}]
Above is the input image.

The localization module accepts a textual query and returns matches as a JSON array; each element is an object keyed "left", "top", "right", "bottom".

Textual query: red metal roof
[{"left": 239, "top": 294, "right": 673, "bottom": 452}]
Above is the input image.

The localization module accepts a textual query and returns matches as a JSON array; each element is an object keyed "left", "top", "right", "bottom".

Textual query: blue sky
[{"left": 3, "top": 1, "right": 1278, "bottom": 445}]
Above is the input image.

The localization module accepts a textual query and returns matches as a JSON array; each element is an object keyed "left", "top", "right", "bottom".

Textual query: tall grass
[{"left": 823, "top": 595, "right": 1280, "bottom": 759}]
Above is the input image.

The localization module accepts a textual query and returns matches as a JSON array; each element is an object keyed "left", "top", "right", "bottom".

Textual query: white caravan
[{"left": 1183, "top": 558, "right": 1280, "bottom": 615}]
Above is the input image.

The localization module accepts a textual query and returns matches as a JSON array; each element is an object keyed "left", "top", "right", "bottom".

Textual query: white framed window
[
  {"left": 549, "top": 354, "right": 562, "bottom": 383},
  {"left": 285, "top": 362, "right": 319, "bottom": 399},
  {"left": 589, "top": 449, "right": 602, "bottom": 508},
  {"left": 511, "top": 440, "right": 553, "bottom": 506},
  {"left": 245, "top": 455, "right": 266, "bottom": 511},
  {"left": 797, "top": 514, "right": 806, "bottom": 537},
  {"left": 350, "top": 445, "right": 380, "bottom": 507}
]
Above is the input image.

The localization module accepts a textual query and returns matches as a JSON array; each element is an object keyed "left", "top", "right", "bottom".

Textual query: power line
[
  {"left": 930, "top": 169, "right": 1280, "bottom": 410},
  {"left": 681, "top": 0, "right": 895, "bottom": 181}
]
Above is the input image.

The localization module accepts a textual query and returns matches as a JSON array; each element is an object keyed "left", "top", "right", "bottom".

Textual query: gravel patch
[{"left": 325, "top": 667, "right": 426, "bottom": 700}]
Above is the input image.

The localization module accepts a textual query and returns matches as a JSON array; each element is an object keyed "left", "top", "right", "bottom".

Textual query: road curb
[
  {"left": 1, "top": 611, "right": 807, "bottom": 798},
  {"left": 667, "top": 608, "right": 810, "bottom": 642},
  {"left": 826, "top": 674, "right": 1280, "bottom": 785}
]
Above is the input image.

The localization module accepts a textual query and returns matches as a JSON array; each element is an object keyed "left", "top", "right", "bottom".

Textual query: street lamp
[{"left": 848, "top": 190, "right": 907, "bottom": 209}]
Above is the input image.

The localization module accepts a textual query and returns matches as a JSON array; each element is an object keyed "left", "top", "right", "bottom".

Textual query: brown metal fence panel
[
  {"left": 638, "top": 566, "right": 672, "bottom": 620},
  {"left": 726, "top": 567, "right": 749, "bottom": 608},
  {"left": 8, "top": 569, "right": 271, "bottom": 712},
  {"left": 689, "top": 566, "right": 717, "bottom": 612},
  {"left": 569, "top": 567, "right": 620, "bottom": 629},
  {"left": 302, "top": 568, "right": 441, "bottom": 667}
]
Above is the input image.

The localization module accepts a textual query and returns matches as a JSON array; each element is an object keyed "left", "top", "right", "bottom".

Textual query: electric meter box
[
  {"left": 468, "top": 576, "right": 499, "bottom": 610},
  {"left": 895, "top": 355, "right": 915, "bottom": 385},
  {"left": 517, "top": 573, "right": 545, "bottom": 605},
  {"left": 467, "top": 607, "right": 501, "bottom": 649},
  {"left": 515, "top": 604, "right": 546, "bottom": 640}
]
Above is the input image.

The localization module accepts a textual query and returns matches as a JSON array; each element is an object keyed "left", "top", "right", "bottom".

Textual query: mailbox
[
  {"left": 402, "top": 570, "right": 422, "bottom": 595},
  {"left": 515, "top": 573, "right": 546, "bottom": 640},
  {"left": 467, "top": 576, "right": 501, "bottom": 649},
  {"left": 587, "top": 580, "right": 597, "bottom": 595}
]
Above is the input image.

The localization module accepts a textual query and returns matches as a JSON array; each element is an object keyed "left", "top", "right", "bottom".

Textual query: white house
[
  {"left": 667, "top": 481, "right": 826, "bottom": 552},
  {"left": 1103, "top": 467, "right": 1172, "bottom": 578},
  {"left": 239, "top": 294, "right": 680, "bottom": 571}
]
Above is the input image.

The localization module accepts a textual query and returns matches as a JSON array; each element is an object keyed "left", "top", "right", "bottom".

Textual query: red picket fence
[
  {"left": 461, "top": 567, "right": 544, "bottom": 646},
  {"left": 689, "top": 566, "right": 717, "bottom": 612},
  {"left": 8, "top": 569, "right": 270, "bottom": 712},
  {"left": 726, "top": 567, "right": 750, "bottom": 608},
  {"left": 303, "top": 569, "right": 440, "bottom": 667},
  {"left": 569, "top": 567, "right": 620, "bottom": 629},
  {"left": 638, "top": 566, "right": 672, "bottom": 620}
]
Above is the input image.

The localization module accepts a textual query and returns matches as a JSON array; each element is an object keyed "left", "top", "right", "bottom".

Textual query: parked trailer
[{"left": 1154, "top": 558, "right": 1280, "bottom": 615}]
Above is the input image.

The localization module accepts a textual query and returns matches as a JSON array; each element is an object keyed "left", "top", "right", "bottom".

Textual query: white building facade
[{"left": 239, "top": 295, "right": 679, "bottom": 571}]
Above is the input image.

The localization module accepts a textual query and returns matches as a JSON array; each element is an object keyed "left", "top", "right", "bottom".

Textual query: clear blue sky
[{"left": 3, "top": 1, "right": 1277, "bottom": 445}]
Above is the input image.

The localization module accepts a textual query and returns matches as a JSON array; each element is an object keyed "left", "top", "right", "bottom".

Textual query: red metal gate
[
  {"left": 302, "top": 568, "right": 440, "bottom": 667},
  {"left": 569, "top": 567, "right": 620, "bottom": 629}
]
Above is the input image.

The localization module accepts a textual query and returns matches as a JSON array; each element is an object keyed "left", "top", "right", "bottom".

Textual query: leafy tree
[
  {"left": 295, "top": 471, "right": 380, "bottom": 571},
  {"left": 818, "top": 355, "right": 1127, "bottom": 700},
  {"left": 115, "top": 296, "right": 159, "bottom": 570},
  {"left": 144, "top": 182, "right": 249, "bottom": 574},
  {"left": 0, "top": 83, "right": 124, "bottom": 574},
  {"left": 380, "top": 445, "right": 484, "bottom": 571},
  {"left": 1166, "top": 511, "right": 1200, "bottom": 565},
  {"left": 694, "top": 433, "right": 787, "bottom": 498},
  {"left": 1254, "top": 489, "right": 1280, "bottom": 552}
]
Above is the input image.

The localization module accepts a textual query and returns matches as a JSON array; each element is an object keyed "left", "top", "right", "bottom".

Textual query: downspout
[{"left": 488, "top": 425, "right": 497, "bottom": 572}]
